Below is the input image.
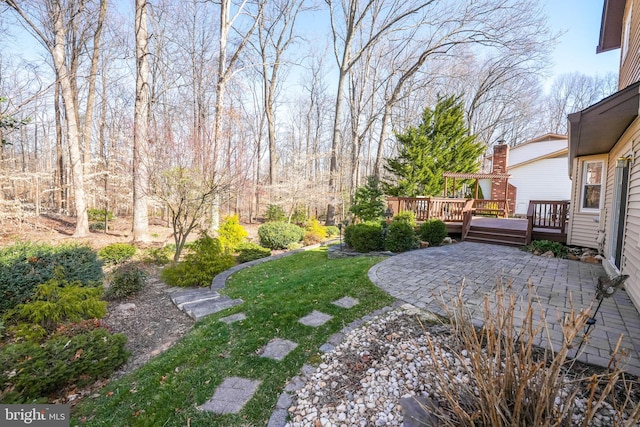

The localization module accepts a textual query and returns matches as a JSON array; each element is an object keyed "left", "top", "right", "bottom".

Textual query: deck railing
[
  {"left": 526, "top": 200, "right": 569, "bottom": 244},
  {"left": 387, "top": 197, "right": 508, "bottom": 222}
]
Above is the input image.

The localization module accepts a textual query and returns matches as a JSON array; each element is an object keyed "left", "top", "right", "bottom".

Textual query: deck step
[{"left": 464, "top": 236, "right": 525, "bottom": 247}]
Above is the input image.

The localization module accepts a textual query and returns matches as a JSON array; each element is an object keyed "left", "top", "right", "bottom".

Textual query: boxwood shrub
[
  {"left": 384, "top": 220, "right": 419, "bottom": 252},
  {"left": 419, "top": 219, "right": 448, "bottom": 246},
  {"left": 105, "top": 262, "right": 147, "bottom": 300},
  {"left": 0, "top": 242, "right": 103, "bottom": 315},
  {"left": 258, "top": 222, "right": 305, "bottom": 249},
  {"left": 344, "top": 222, "right": 384, "bottom": 252}
]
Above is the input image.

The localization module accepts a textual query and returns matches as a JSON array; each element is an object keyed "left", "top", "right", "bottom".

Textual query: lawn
[{"left": 71, "top": 248, "right": 394, "bottom": 426}]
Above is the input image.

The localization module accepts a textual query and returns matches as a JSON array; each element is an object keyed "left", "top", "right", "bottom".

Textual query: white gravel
[{"left": 284, "top": 305, "right": 639, "bottom": 427}]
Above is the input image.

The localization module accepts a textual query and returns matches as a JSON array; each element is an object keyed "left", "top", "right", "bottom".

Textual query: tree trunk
[
  {"left": 132, "top": 0, "right": 151, "bottom": 242},
  {"left": 51, "top": 2, "right": 89, "bottom": 236}
]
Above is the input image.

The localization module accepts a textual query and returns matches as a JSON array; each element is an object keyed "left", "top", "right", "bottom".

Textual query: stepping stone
[
  {"left": 171, "top": 289, "right": 221, "bottom": 309},
  {"left": 332, "top": 296, "right": 359, "bottom": 309},
  {"left": 183, "top": 297, "right": 244, "bottom": 321},
  {"left": 260, "top": 338, "right": 298, "bottom": 361},
  {"left": 298, "top": 310, "right": 333, "bottom": 327},
  {"left": 199, "top": 377, "right": 261, "bottom": 414},
  {"left": 219, "top": 312, "right": 247, "bottom": 324}
]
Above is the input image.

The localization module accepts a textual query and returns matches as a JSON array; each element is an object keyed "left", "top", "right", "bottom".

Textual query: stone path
[
  {"left": 368, "top": 241, "right": 640, "bottom": 376},
  {"left": 169, "top": 287, "right": 243, "bottom": 321}
]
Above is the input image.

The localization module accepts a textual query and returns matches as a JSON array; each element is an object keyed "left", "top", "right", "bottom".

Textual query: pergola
[{"left": 442, "top": 172, "right": 511, "bottom": 199}]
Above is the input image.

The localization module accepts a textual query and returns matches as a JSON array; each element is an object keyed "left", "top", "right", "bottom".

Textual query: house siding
[
  {"left": 509, "top": 158, "right": 571, "bottom": 215},
  {"left": 602, "top": 123, "right": 640, "bottom": 311},
  {"left": 620, "top": 0, "right": 640, "bottom": 88},
  {"left": 509, "top": 138, "right": 567, "bottom": 167},
  {"left": 567, "top": 155, "right": 608, "bottom": 249}
]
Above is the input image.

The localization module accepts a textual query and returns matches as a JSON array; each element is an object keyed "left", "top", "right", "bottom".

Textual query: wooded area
[{"left": 0, "top": 0, "right": 617, "bottom": 237}]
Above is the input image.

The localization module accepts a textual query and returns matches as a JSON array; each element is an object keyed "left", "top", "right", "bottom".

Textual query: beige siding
[
  {"left": 620, "top": 0, "right": 640, "bottom": 88},
  {"left": 595, "top": 122, "right": 640, "bottom": 312},
  {"left": 567, "top": 155, "right": 608, "bottom": 248}
]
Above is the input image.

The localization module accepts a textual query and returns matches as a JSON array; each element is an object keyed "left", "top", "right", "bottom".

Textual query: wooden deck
[{"left": 389, "top": 197, "right": 568, "bottom": 246}]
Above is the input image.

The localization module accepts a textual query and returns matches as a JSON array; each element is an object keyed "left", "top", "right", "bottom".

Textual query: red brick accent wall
[{"left": 492, "top": 143, "right": 509, "bottom": 174}]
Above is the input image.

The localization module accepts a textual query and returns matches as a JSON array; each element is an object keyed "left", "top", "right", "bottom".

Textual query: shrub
[
  {"left": 418, "top": 219, "right": 447, "bottom": 246},
  {"left": 105, "top": 263, "right": 147, "bottom": 300},
  {"left": 0, "top": 328, "right": 129, "bottom": 402},
  {"left": 141, "top": 246, "right": 172, "bottom": 265},
  {"left": 87, "top": 208, "right": 114, "bottom": 222},
  {"left": 218, "top": 214, "right": 248, "bottom": 253},
  {"left": 325, "top": 225, "right": 339, "bottom": 237},
  {"left": 287, "top": 242, "right": 303, "bottom": 251},
  {"left": 89, "top": 222, "right": 105, "bottom": 232},
  {"left": 98, "top": 243, "right": 136, "bottom": 264},
  {"left": 393, "top": 211, "right": 417, "bottom": 227},
  {"left": 384, "top": 220, "right": 419, "bottom": 252},
  {"left": 526, "top": 240, "right": 567, "bottom": 258},
  {"left": 160, "top": 234, "right": 235, "bottom": 287},
  {"left": 236, "top": 242, "right": 271, "bottom": 263},
  {"left": 349, "top": 176, "right": 386, "bottom": 222},
  {"left": 258, "top": 222, "right": 305, "bottom": 249},
  {"left": 0, "top": 242, "right": 103, "bottom": 315},
  {"left": 344, "top": 222, "right": 384, "bottom": 252},
  {"left": 7, "top": 272, "right": 107, "bottom": 335},
  {"left": 304, "top": 218, "right": 327, "bottom": 245},
  {"left": 291, "top": 205, "right": 308, "bottom": 226},
  {"left": 265, "top": 204, "right": 286, "bottom": 222}
]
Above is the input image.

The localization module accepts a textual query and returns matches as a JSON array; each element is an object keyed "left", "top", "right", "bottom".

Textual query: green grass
[{"left": 71, "top": 248, "right": 394, "bottom": 426}]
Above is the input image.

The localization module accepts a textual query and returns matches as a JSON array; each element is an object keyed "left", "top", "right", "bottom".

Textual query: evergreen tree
[
  {"left": 384, "top": 95, "right": 484, "bottom": 197},
  {"left": 350, "top": 176, "right": 386, "bottom": 222}
]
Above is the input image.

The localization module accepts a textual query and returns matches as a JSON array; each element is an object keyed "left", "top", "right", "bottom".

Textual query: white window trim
[{"left": 580, "top": 159, "right": 605, "bottom": 213}]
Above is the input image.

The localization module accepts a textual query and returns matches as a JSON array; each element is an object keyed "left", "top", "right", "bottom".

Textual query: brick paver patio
[{"left": 368, "top": 241, "right": 640, "bottom": 376}]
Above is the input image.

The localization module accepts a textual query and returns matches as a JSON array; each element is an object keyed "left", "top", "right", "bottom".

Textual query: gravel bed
[{"left": 285, "top": 305, "right": 639, "bottom": 427}]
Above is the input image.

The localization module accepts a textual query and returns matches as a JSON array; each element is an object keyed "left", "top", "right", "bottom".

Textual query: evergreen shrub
[
  {"left": 236, "top": 242, "right": 271, "bottom": 263},
  {"left": 344, "top": 222, "right": 384, "bottom": 252},
  {"left": 160, "top": 234, "right": 235, "bottom": 287},
  {"left": 87, "top": 208, "right": 114, "bottom": 222},
  {"left": 419, "top": 219, "right": 448, "bottom": 246},
  {"left": 105, "top": 263, "right": 147, "bottom": 300},
  {"left": 141, "top": 246, "right": 172, "bottom": 265},
  {"left": 7, "top": 273, "right": 107, "bottom": 335},
  {"left": 0, "top": 328, "right": 129, "bottom": 402},
  {"left": 384, "top": 220, "right": 419, "bottom": 252},
  {"left": 0, "top": 242, "right": 103, "bottom": 315},
  {"left": 291, "top": 205, "right": 307, "bottom": 226},
  {"left": 98, "top": 243, "right": 136, "bottom": 264},
  {"left": 265, "top": 204, "right": 286, "bottom": 222},
  {"left": 217, "top": 214, "right": 248, "bottom": 253},
  {"left": 393, "top": 211, "right": 417, "bottom": 227},
  {"left": 258, "top": 222, "right": 304, "bottom": 249}
]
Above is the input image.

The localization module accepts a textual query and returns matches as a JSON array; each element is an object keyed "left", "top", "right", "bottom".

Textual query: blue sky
[{"left": 544, "top": 0, "right": 620, "bottom": 81}]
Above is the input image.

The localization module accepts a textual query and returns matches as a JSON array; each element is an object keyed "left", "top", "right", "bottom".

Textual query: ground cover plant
[
  {"left": 525, "top": 239, "right": 569, "bottom": 258},
  {"left": 71, "top": 248, "right": 394, "bottom": 426},
  {"left": 0, "top": 241, "right": 103, "bottom": 314}
]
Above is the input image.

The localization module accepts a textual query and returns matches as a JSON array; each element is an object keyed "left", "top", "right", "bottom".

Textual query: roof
[
  {"left": 443, "top": 172, "right": 510, "bottom": 180},
  {"left": 568, "top": 81, "right": 640, "bottom": 172},
  {"left": 598, "top": 0, "right": 625, "bottom": 53}
]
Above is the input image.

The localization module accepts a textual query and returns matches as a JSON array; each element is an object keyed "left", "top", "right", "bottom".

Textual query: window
[{"left": 581, "top": 160, "right": 604, "bottom": 211}]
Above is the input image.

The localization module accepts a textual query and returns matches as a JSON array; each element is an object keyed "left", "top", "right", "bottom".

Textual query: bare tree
[
  {"left": 542, "top": 72, "right": 617, "bottom": 135},
  {"left": 324, "top": 0, "right": 432, "bottom": 224},
  {"left": 254, "top": 0, "right": 304, "bottom": 186},
  {"left": 3, "top": 0, "right": 91, "bottom": 236}
]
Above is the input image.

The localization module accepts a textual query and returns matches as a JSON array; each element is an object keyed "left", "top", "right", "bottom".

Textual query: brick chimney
[
  {"left": 491, "top": 142, "right": 516, "bottom": 215},
  {"left": 491, "top": 142, "right": 509, "bottom": 174}
]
